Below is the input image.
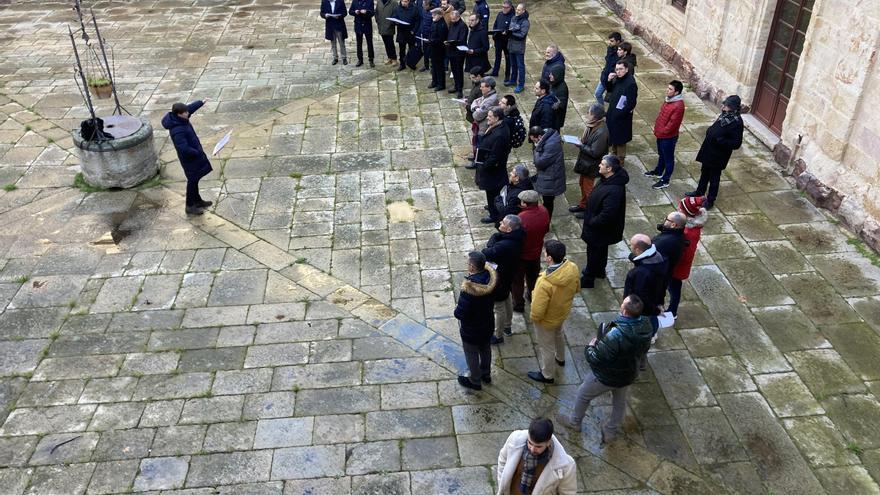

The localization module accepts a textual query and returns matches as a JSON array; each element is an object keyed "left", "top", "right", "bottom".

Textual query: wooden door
[{"left": 753, "top": 0, "right": 814, "bottom": 134}]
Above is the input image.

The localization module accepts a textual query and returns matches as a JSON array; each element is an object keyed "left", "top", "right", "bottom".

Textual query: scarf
[
  {"left": 581, "top": 117, "right": 604, "bottom": 142},
  {"left": 520, "top": 442, "right": 553, "bottom": 493},
  {"left": 665, "top": 93, "right": 684, "bottom": 104},
  {"left": 718, "top": 109, "right": 740, "bottom": 127}
]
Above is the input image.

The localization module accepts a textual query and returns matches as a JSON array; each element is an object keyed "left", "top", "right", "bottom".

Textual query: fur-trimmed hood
[
  {"left": 460, "top": 265, "right": 497, "bottom": 297},
  {"left": 686, "top": 208, "right": 708, "bottom": 229}
]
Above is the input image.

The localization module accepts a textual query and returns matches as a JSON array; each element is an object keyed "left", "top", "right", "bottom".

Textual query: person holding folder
[
  {"left": 349, "top": 0, "right": 375, "bottom": 67},
  {"left": 320, "top": 0, "right": 349, "bottom": 65},
  {"left": 445, "top": 9, "right": 468, "bottom": 97},
  {"left": 391, "top": 0, "right": 421, "bottom": 71}
]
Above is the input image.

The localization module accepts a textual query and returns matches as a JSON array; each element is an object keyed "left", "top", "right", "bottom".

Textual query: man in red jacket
[
  {"left": 512, "top": 190, "right": 550, "bottom": 313},
  {"left": 645, "top": 80, "right": 685, "bottom": 189}
]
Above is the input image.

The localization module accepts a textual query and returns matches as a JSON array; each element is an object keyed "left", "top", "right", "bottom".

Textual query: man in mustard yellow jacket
[{"left": 528, "top": 240, "right": 580, "bottom": 384}]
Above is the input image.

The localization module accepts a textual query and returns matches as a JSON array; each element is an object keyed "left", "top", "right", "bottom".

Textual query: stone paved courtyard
[{"left": 1, "top": 0, "right": 880, "bottom": 493}]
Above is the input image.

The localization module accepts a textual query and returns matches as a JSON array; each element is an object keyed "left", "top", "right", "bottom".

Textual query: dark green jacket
[{"left": 585, "top": 315, "right": 653, "bottom": 387}]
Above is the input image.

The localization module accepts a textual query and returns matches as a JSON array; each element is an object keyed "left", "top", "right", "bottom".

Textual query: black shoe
[
  {"left": 448, "top": 88, "right": 457, "bottom": 94},
  {"left": 185, "top": 205, "right": 204, "bottom": 216},
  {"left": 196, "top": 199, "right": 213, "bottom": 208},
  {"left": 555, "top": 358, "right": 566, "bottom": 367},
  {"left": 456, "top": 91, "right": 463, "bottom": 98},
  {"left": 503, "top": 80, "right": 515, "bottom": 87},
  {"left": 527, "top": 371, "right": 554, "bottom": 384},
  {"left": 704, "top": 200, "right": 714, "bottom": 210},
  {"left": 503, "top": 327, "right": 512, "bottom": 336},
  {"left": 513, "top": 305, "right": 524, "bottom": 313},
  {"left": 457, "top": 375, "right": 482, "bottom": 390},
  {"left": 369, "top": 60, "right": 375, "bottom": 68},
  {"left": 568, "top": 205, "right": 584, "bottom": 213},
  {"left": 480, "top": 217, "right": 495, "bottom": 224},
  {"left": 684, "top": 190, "right": 703, "bottom": 197},
  {"left": 574, "top": 211, "right": 585, "bottom": 219},
  {"left": 397, "top": 65, "right": 406, "bottom": 71},
  {"left": 481, "top": 375, "right": 492, "bottom": 384},
  {"left": 434, "top": 86, "right": 446, "bottom": 92},
  {"left": 342, "top": 58, "right": 348, "bottom": 65},
  {"left": 482, "top": 205, "right": 489, "bottom": 211},
  {"left": 652, "top": 180, "right": 670, "bottom": 189},
  {"left": 428, "top": 83, "right": 436, "bottom": 89},
  {"left": 644, "top": 170, "right": 661, "bottom": 178},
  {"left": 490, "top": 335, "right": 504, "bottom": 344},
  {"left": 489, "top": 72, "right": 499, "bottom": 77},
  {"left": 332, "top": 59, "right": 339, "bottom": 65},
  {"left": 420, "top": 66, "right": 430, "bottom": 72},
  {"left": 355, "top": 60, "right": 364, "bottom": 67},
  {"left": 580, "top": 276, "right": 595, "bottom": 289}
]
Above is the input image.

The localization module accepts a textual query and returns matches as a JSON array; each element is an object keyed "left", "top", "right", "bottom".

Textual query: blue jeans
[
  {"left": 594, "top": 80, "right": 605, "bottom": 104},
  {"left": 653, "top": 136, "right": 678, "bottom": 182},
  {"left": 511, "top": 52, "right": 525, "bottom": 88}
]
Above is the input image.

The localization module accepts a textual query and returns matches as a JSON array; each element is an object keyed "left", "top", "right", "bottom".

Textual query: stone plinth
[{"left": 73, "top": 117, "right": 158, "bottom": 189}]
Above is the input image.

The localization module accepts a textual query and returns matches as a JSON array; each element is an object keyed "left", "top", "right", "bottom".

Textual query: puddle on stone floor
[{"left": 387, "top": 201, "right": 414, "bottom": 223}]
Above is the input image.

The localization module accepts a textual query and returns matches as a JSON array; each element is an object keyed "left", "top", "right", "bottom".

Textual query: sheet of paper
[
  {"left": 457, "top": 45, "right": 469, "bottom": 51},
  {"left": 562, "top": 134, "right": 581, "bottom": 145},
  {"left": 616, "top": 95, "right": 627, "bottom": 110},
  {"left": 658, "top": 311, "right": 675, "bottom": 328},
  {"left": 212, "top": 131, "right": 231, "bottom": 156},
  {"left": 326, "top": 13, "right": 342, "bottom": 17},
  {"left": 487, "top": 262, "right": 498, "bottom": 270},
  {"left": 387, "top": 17, "right": 410, "bottom": 25},
  {"left": 415, "top": 36, "right": 429, "bottom": 41},
  {"left": 451, "top": 98, "right": 468, "bottom": 104}
]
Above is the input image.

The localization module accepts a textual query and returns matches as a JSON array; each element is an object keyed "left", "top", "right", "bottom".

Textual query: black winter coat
[
  {"left": 599, "top": 44, "right": 617, "bottom": 85},
  {"left": 549, "top": 65, "right": 568, "bottom": 129},
  {"left": 465, "top": 25, "right": 490, "bottom": 73},
  {"left": 532, "top": 129, "right": 565, "bottom": 196},
  {"left": 653, "top": 226, "right": 686, "bottom": 279},
  {"left": 605, "top": 72, "right": 637, "bottom": 144},
  {"left": 624, "top": 248, "right": 668, "bottom": 317},
  {"left": 392, "top": 2, "right": 421, "bottom": 42},
  {"left": 349, "top": 0, "right": 375, "bottom": 34},
  {"left": 482, "top": 228, "right": 525, "bottom": 301},
  {"left": 161, "top": 101, "right": 213, "bottom": 181},
  {"left": 320, "top": 0, "right": 349, "bottom": 40},
  {"left": 476, "top": 122, "right": 511, "bottom": 191},
  {"left": 529, "top": 94, "right": 558, "bottom": 131},
  {"left": 429, "top": 17, "right": 449, "bottom": 45},
  {"left": 586, "top": 315, "right": 653, "bottom": 387},
  {"left": 580, "top": 168, "right": 628, "bottom": 246},
  {"left": 541, "top": 51, "right": 565, "bottom": 83},
  {"left": 454, "top": 267, "right": 498, "bottom": 344},
  {"left": 696, "top": 113, "right": 744, "bottom": 169},
  {"left": 446, "top": 20, "right": 468, "bottom": 58},
  {"left": 491, "top": 9, "right": 513, "bottom": 43},
  {"left": 493, "top": 176, "right": 533, "bottom": 221}
]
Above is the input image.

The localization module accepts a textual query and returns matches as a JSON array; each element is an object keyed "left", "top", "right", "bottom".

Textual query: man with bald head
[{"left": 623, "top": 234, "right": 667, "bottom": 333}]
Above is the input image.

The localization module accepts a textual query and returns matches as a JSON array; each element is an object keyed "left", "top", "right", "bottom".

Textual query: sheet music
[
  {"left": 387, "top": 17, "right": 410, "bottom": 25},
  {"left": 658, "top": 311, "right": 675, "bottom": 328},
  {"left": 212, "top": 131, "right": 232, "bottom": 156},
  {"left": 456, "top": 45, "right": 469, "bottom": 51},
  {"left": 562, "top": 134, "right": 581, "bottom": 145}
]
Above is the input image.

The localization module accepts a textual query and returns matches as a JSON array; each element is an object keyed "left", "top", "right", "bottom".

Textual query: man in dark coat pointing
[{"left": 162, "top": 100, "right": 213, "bottom": 216}]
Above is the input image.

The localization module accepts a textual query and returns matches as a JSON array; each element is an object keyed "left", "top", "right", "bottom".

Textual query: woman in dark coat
[
  {"left": 529, "top": 126, "right": 565, "bottom": 218},
  {"left": 454, "top": 252, "right": 498, "bottom": 389},
  {"left": 161, "top": 100, "right": 213, "bottom": 215},
  {"left": 349, "top": 0, "right": 375, "bottom": 67},
  {"left": 686, "top": 95, "right": 744, "bottom": 209},
  {"left": 476, "top": 107, "right": 512, "bottom": 221},
  {"left": 392, "top": 0, "right": 421, "bottom": 71},
  {"left": 320, "top": 0, "right": 349, "bottom": 64}
]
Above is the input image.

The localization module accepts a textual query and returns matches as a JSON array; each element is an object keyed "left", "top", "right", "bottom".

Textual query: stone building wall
[{"left": 602, "top": 0, "right": 880, "bottom": 249}]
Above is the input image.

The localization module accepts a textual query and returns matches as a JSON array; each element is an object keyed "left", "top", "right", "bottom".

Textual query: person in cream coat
[{"left": 496, "top": 417, "right": 576, "bottom": 495}]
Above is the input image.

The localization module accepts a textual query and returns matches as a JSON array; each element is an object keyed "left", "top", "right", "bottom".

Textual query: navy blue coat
[
  {"left": 348, "top": 0, "right": 374, "bottom": 34},
  {"left": 600, "top": 44, "right": 617, "bottom": 85},
  {"left": 392, "top": 2, "right": 421, "bottom": 43},
  {"left": 476, "top": 122, "right": 511, "bottom": 192},
  {"left": 473, "top": 0, "right": 490, "bottom": 29},
  {"left": 465, "top": 24, "right": 490, "bottom": 73},
  {"left": 161, "top": 101, "right": 212, "bottom": 181},
  {"left": 482, "top": 229, "right": 525, "bottom": 301},
  {"left": 418, "top": 0, "right": 434, "bottom": 38},
  {"left": 446, "top": 19, "right": 468, "bottom": 58},
  {"left": 321, "top": 0, "right": 349, "bottom": 40},
  {"left": 529, "top": 93, "right": 558, "bottom": 130},
  {"left": 624, "top": 249, "right": 668, "bottom": 317},
  {"left": 605, "top": 72, "right": 638, "bottom": 144}
]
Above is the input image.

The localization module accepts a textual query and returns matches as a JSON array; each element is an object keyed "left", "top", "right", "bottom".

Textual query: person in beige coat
[{"left": 496, "top": 417, "right": 577, "bottom": 495}]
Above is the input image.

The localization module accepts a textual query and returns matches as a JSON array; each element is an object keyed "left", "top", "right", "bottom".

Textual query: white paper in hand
[
  {"left": 616, "top": 95, "right": 627, "bottom": 110},
  {"left": 657, "top": 311, "right": 675, "bottom": 328},
  {"left": 457, "top": 45, "right": 469, "bottom": 51},
  {"left": 212, "top": 131, "right": 231, "bottom": 156},
  {"left": 387, "top": 17, "right": 410, "bottom": 25},
  {"left": 562, "top": 134, "right": 581, "bottom": 145}
]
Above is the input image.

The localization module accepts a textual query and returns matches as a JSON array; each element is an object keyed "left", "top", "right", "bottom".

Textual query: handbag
[{"left": 405, "top": 44, "right": 423, "bottom": 69}]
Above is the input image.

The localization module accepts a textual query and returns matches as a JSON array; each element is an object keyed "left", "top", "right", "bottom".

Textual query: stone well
[{"left": 73, "top": 115, "right": 158, "bottom": 189}]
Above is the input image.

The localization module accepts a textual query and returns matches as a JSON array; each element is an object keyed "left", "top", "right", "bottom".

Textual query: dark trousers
[
  {"left": 583, "top": 243, "right": 609, "bottom": 280},
  {"left": 381, "top": 34, "right": 397, "bottom": 60},
  {"left": 422, "top": 41, "right": 431, "bottom": 69},
  {"left": 355, "top": 31, "right": 375, "bottom": 62},
  {"left": 695, "top": 164, "right": 723, "bottom": 202},
  {"left": 652, "top": 136, "right": 678, "bottom": 182},
  {"left": 449, "top": 56, "right": 465, "bottom": 91},
  {"left": 430, "top": 45, "right": 446, "bottom": 88},
  {"left": 512, "top": 258, "right": 541, "bottom": 309},
  {"left": 397, "top": 41, "right": 412, "bottom": 68},
  {"left": 667, "top": 278, "right": 683, "bottom": 316},
  {"left": 462, "top": 341, "right": 492, "bottom": 385},
  {"left": 542, "top": 194, "right": 556, "bottom": 219},
  {"left": 485, "top": 187, "right": 502, "bottom": 219},
  {"left": 185, "top": 176, "right": 204, "bottom": 207},
  {"left": 492, "top": 39, "right": 510, "bottom": 80}
]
